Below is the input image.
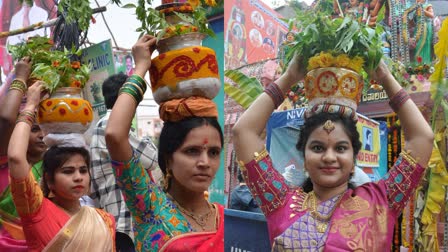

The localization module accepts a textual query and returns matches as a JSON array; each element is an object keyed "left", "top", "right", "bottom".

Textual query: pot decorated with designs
[
  {"left": 38, "top": 87, "right": 93, "bottom": 134},
  {"left": 149, "top": 1, "right": 221, "bottom": 105},
  {"left": 150, "top": 33, "right": 220, "bottom": 104},
  {"left": 304, "top": 67, "right": 363, "bottom": 119}
]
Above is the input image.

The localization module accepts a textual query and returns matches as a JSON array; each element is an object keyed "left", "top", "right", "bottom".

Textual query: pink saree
[
  {"left": 241, "top": 148, "right": 425, "bottom": 251},
  {"left": 159, "top": 204, "right": 224, "bottom": 252}
]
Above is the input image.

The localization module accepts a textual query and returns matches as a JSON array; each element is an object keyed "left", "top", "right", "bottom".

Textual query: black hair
[
  {"left": 102, "top": 72, "right": 128, "bottom": 109},
  {"left": 41, "top": 146, "right": 90, "bottom": 197},
  {"left": 296, "top": 112, "right": 361, "bottom": 192},
  {"left": 158, "top": 117, "right": 223, "bottom": 175}
]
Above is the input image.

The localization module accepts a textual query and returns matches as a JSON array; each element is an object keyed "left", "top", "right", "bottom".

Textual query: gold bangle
[{"left": 9, "top": 79, "right": 27, "bottom": 95}]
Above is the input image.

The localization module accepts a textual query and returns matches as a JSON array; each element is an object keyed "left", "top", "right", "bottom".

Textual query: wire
[{"left": 93, "top": 0, "right": 120, "bottom": 49}]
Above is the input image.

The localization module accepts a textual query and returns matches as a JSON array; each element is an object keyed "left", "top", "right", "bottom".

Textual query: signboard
[
  {"left": 356, "top": 115, "right": 380, "bottom": 167},
  {"left": 80, "top": 40, "right": 115, "bottom": 143},
  {"left": 361, "top": 89, "right": 388, "bottom": 103},
  {"left": 113, "top": 51, "right": 135, "bottom": 76},
  {"left": 224, "top": 209, "right": 271, "bottom": 251},
  {"left": 224, "top": 0, "right": 288, "bottom": 69}
]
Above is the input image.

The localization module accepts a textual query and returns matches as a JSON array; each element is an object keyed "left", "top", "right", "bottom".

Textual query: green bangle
[
  {"left": 119, "top": 86, "right": 142, "bottom": 103},
  {"left": 124, "top": 82, "right": 144, "bottom": 97},
  {"left": 129, "top": 74, "right": 146, "bottom": 85},
  {"left": 127, "top": 77, "right": 147, "bottom": 93}
]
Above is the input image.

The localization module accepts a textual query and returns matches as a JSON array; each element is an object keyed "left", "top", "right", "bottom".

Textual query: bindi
[{"left": 202, "top": 138, "right": 209, "bottom": 149}]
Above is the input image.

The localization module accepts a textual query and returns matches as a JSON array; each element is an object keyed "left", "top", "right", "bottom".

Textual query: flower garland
[
  {"left": 402, "top": 4, "right": 425, "bottom": 45},
  {"left": 388, "top": 115, "right": 402, "bottom": 251},
  {"left": 307, "top": 52, "right": 364, "bottom": 74}
]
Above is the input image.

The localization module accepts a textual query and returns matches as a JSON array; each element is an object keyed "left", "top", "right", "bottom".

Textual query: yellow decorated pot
[
  {"left": 38, "top": 87, "right": 93, "bottom": 134},
  {"left": 304, "top": 67, "right": 363, "bottom": 111}
]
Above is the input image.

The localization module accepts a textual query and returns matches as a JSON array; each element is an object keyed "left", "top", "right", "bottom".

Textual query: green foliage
[
  {"left": 18, "top": 0, "right": 34, "bottom": 7},
  {"left": 224, "top": 69, "right": 264, "bottom": 109},
  {"left": 285, "top": 12, "right": 384, "bottom": 74},
  {"left": 8, "top": 37, "right": 90, "bottom": 94},
  {"left": 57, "top": 0, "right": 93, "bottom": 32},
  {"left": 123, "top": 1, "right": 216, "bottom": 39}
]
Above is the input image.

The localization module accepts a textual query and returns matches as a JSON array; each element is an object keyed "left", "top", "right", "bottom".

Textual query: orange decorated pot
[
  {"left": 37, "top": 87, "right": 93, "bottom": 134},
  {"left": 150, "top": 33, "right": 220, "bottom": 104}
]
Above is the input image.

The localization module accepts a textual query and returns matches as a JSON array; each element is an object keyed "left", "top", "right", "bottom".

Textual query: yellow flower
[
  {"left": 205, "top": 0, "right": 217, "bottom": 6},
  {"left": 188, "top": 0, "right": 200, "bottom": 9},
  {"left": 317, "top": 52, "right": 334, "bottom": 68},
  {"left": 347, "top": 56, "right": 364, "bottom": 73},
  {"left": 335, "top": 54, "right": 350, "bottom": 68},
  {"left": 307, "top": 55, "right": 321, "bottom": 71}
]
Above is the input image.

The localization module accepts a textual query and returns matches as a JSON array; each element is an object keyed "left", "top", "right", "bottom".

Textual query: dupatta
[
  {"left": 42, "top": 206, "right": 114, "bottom": 252},
  {"left": 159, "top": 204, "right": 224, "bottom": 252}
]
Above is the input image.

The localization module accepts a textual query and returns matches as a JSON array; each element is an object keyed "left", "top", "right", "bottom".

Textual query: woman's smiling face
[{"left": 304, "top": 121, "right": 355, "bottom": 191}]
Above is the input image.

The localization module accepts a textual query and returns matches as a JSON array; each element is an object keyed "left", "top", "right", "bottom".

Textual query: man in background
[{"left": 229, "top": 170, "right": 262, "bottom": 213}]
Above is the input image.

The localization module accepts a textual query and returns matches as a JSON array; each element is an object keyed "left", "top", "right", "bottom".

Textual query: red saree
[{"left": 159, "top": 204, "right": 224, "bottom": 252}]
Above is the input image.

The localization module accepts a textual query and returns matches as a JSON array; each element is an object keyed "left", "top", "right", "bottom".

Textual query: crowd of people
[{"left": 0, "top": 35, "right": 225, "bottom": 251}]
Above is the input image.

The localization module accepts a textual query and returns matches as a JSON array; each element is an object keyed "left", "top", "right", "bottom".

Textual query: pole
[{"left": 0, "top": 6, "right": 107, "bottom": 39}]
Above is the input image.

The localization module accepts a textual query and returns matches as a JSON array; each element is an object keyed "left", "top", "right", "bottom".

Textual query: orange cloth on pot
[{"left": 159, "top": 96, "right": 217, "bottom": 122}]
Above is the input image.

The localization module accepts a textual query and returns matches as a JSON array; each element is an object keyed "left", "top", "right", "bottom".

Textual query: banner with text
[{"left": 80, "top": 40, "right": 115, "bottom": 143}]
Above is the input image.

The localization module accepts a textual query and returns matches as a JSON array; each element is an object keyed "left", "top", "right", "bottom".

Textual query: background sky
[{"left": 87, "top": 0, "right": 162, "bottom": 117}]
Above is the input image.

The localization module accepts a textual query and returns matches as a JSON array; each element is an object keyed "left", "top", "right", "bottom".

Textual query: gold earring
[{"left": 164, "top": 170, "right": 172, "bottom": 191}]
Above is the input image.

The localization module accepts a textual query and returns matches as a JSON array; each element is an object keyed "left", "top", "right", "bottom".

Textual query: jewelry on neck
[
  {"left": 308, "top": 191, "right": 344, "bottom": 233},
  {"left": 323, "top": 120, "right": 335, "bottom": 134},
  {"left": 169, "top": 194, "right": 214, "bottom": 231}
]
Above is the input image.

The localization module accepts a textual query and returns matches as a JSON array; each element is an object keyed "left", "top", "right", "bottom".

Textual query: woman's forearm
[
  {"left": 8, "top": 107, "right": 33, "bottom": 179},
  {"left": 105, "top": 92, "right": 136, "bottom": 162},
  {"left": 233, "top": 72, "right": 298, "bottom": 163},
  {"left": 381, "top": 74, "right": 434, "bottom": 166},
  {"left": 0, "top": 90, "right": 23, "bottom": 155}
]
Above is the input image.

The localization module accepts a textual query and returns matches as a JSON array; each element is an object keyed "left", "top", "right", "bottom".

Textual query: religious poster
[
  {"left": 0, "top": 0, "right": 57, "bottom": 83},
  {"left": 224, "top": 0, "right": 288, "bottom": 70}
]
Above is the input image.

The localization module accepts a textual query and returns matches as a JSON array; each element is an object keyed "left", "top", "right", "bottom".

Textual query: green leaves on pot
[{"left": 285, "top": 13, "right": 384, "bottom": 74}]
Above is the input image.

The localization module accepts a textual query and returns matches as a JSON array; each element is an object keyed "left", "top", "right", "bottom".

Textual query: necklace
[
  {"left": 170, "top": 197, "right": 214, "bottom": 231},
  {"left": 308, "top": 191, "right": 344, "bottom": 233}
]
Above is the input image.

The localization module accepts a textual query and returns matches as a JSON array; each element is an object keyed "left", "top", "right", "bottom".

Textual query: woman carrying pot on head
[
  {"left": 0, "top": 58, "right": 47, "bottom": 251},
  {"left": 232, "top": 55, "right": 434, "bottom": 251},
  {"left": 105, "top": 35, "right": 224, "bottom": 252},
  {"left": 7, "top": 81, "right": 116, "bottom": 251}
]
